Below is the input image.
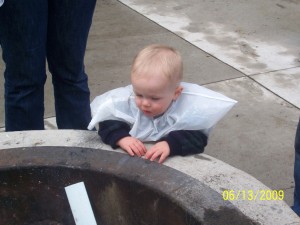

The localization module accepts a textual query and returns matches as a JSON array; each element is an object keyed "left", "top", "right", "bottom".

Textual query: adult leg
[
  {"left": 293, "top": 118, "right": 300, "bottom": 216},
  {"left": 0, "top": 0, "right": 47, "bottom": 131},
  {"left": 47, "top": 0, "right": 96, "bottom": 129}
]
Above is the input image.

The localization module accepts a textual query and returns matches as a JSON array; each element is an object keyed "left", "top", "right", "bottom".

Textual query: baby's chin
[
  {"left": 141, "top": 110, "right": 154, "bottom": 117},
  {"left": 147, "top": 112, "right": 166, "bottom": 119}
]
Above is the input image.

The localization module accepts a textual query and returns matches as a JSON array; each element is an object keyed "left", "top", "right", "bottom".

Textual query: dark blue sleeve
[
  {"left": 98, "top": 120, "right": 131, "bottom": 149},
  {"left": 160, "top": 130, "right": 208, "bottom": 156}
]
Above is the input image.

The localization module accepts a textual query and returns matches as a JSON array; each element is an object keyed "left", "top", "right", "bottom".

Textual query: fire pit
[{"left": 0, "top": 146, "right": 255, "bottom": 225}]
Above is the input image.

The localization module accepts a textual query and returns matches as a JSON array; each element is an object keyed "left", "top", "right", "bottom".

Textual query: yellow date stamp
[{"left": 222, "top": 189, "right": 284, "bottom": 201}]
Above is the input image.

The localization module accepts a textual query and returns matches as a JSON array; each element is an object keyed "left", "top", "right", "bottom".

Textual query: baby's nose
[{"left": 142, "top": 98, "right": 151, "bottom": 107}]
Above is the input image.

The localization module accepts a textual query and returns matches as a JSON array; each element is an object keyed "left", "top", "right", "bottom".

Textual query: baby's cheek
[
  {"left": 135, "top": 99, "right": 141, "bottom": 107},
  {"left": 156, "top": 105, "right": 166, "bottom": 114},
  {"left": 159, "top": 103, "right": 169, "bottom": 111}
]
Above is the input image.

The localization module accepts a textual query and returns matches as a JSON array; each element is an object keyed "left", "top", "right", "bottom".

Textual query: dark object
[{"left": 0, "top": 147, "right": 257, "bottom": 225}]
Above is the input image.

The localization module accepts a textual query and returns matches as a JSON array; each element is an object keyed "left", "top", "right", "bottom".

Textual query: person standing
[
  {"left": 0, "top": 0, "right": 96, "bottom": 131},
  {"left": 293, "top": 118, "right": 300, "bottom": 216}
]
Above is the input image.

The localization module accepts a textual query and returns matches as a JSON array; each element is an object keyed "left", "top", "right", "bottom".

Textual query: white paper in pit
[{"left": 65, "top": 182, "right": 97, "bottom": 225}]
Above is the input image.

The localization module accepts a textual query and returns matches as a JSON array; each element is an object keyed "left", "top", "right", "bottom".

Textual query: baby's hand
[
  {"left": 144, "top": 141, "right": 170, "bottom": 164},
  {"left": 117, "top": 136, "right": 147, "bottom": 157}
]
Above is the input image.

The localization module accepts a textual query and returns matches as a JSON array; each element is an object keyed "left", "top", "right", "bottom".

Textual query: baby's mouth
[
  {"left": 143, "top": 109, "right": 151, "bottom": 114},
  {"left": 141, "top": 109, "right": 152, "bottom": 115}
]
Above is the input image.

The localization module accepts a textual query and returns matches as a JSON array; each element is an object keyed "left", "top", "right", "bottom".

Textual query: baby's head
[{"left": 131, "top": 44, "right": 183, "bottom": 117}]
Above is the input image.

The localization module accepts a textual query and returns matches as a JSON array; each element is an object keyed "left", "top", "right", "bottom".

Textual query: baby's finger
[
  {"left": 132, "top": 140, "right": 147, "bottom": 156},
  {"left": 158, "top": 152, "right": 168, "bottom": 164},
  {"left": 130, "top": 143, "right": 144, "bottom": 157},
  {"left": 125, "top": 146, "right": 135, "bottom": 157},
  {"left": 150, "top": 151, "right": 161, "bottom": 162},
  {"left": 144, "top": 147, "right": 156, "bottom": 159},
  {"left": 136, "top": 140, "right": 147, "bottom": 154}
]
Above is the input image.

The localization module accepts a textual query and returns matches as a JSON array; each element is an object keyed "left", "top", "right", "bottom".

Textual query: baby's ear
[{"left": 173, "top": 86, "right": 183, "bottom": 100}]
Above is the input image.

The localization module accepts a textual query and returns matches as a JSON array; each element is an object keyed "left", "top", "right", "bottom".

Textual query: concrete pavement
[{"left": 0, "top": 0, "right": 300, "bottom": 208}]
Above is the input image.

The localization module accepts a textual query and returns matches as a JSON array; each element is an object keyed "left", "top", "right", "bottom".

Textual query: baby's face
[{"left": 131, "top": 74, "right": 182, "bottom": 117}]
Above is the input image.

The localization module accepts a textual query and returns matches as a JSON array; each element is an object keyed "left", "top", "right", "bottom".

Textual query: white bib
[{"left": 88, "top": 82, "right": 237, "bottom": 141}]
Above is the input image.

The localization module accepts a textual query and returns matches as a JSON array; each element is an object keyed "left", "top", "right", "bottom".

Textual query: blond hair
[{"left": 131, "top": 44, "right": 183, "bottom": 86}]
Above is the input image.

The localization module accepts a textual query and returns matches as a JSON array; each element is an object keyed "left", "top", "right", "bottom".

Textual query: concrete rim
[
  {"left": 0, "top": 130, "right": 299, "bottom": 224},
  {"left": 0, "top": 146, "right": 256, "bottom": 224}
]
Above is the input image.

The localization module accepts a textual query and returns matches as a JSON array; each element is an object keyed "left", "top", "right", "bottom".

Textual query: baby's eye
[{"left": 151, "top": 97, "right": 160, "bottom": 101}]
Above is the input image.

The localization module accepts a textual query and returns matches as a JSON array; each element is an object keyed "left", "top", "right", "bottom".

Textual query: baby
[{"left": 88, "top": 44, "right": 236, "bottom": 163}]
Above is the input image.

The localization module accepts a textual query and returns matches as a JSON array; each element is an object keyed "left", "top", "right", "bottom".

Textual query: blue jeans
[
  {"left": 293, "top": 118, "right": 300, "bottom": 216},
  {"left": 0, "top": 0, "right": 96, "bottom": 131}
]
